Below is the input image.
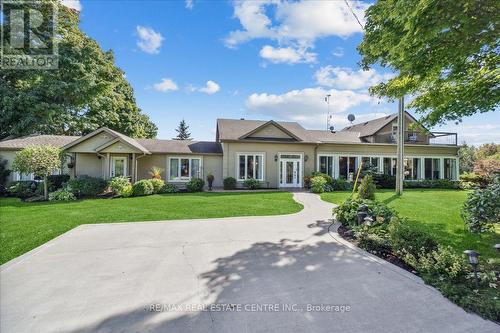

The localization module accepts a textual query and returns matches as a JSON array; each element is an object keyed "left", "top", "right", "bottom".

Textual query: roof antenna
[{"left": 324, "top": 94, "right": 332, "bottom": 131}]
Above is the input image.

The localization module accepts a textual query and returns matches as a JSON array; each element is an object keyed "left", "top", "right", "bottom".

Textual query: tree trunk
[{"left": 44, "top": 176, "right": 48, "bottom": 200}]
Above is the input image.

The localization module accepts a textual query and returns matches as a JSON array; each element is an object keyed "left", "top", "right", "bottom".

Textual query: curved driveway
[{"left": 1, "top": 193, "right": 497, "bottom": 332}]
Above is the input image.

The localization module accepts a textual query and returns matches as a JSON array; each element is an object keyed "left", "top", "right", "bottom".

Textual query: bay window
[
  {"left": 237, "top": 154, "right": 264, "bottom": 180},
  {"left": 169, "top": 157, "right": 202, "bottom": 181}
]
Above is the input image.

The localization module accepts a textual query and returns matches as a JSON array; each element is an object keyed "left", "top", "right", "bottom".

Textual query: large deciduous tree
[
  {"left": 12, "top": 145, "right": 62, "bottom": 200},
  {"left": 359, "top": 0, "right": 499, "bottom": 126},
  {"left": 0, "top": 0, "right": 157, "bottom": 139}
]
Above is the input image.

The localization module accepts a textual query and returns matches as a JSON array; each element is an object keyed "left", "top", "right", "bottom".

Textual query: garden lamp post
[
  {"left": 463, "top": 250, "right": 480, "bottom": 288},
  {"left": 495, "top": 244, "right": 500, "bottom": 253}
]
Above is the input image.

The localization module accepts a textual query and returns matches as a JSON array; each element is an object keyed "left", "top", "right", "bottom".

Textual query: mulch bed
[{"left": 337, "top": 224, "right": 418, "bottom": 275}]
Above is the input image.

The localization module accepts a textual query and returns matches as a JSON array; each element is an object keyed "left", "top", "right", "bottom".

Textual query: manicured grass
[
  {"left": 0, "top": 192, "right": 302, "bottom": 264},
  {"left": 321, "top": 189, "right": 500, "bottom": 263}
]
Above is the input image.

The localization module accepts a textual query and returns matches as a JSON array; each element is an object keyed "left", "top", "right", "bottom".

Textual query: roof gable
[
  {"left": 62, "top": 128, "right": 150, "bottom": 154},
  {"left": 240, "top": 121, "right": 301, "bottom": 141}
]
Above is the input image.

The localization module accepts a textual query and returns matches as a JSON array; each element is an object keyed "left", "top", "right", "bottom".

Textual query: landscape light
[{"left": 463, "top": 250, "right": 480, "bottom": 288}]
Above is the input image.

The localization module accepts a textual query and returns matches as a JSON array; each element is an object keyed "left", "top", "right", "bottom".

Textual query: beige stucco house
[{"left": 0, "top": 112, "right": 460, "bottom": 189}]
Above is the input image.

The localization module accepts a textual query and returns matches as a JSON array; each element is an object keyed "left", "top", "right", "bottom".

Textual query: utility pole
[
  {"left": 395, "top": 96, "right": 405, "bottom": 195},
  {"left": 325, "top": 94, "right": 332, "bottom": 131}
]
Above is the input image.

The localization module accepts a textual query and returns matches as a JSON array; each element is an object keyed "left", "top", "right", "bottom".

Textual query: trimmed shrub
[
  {"left": 310, "top": 176, "right": 326, "bottom": 193},
  {"left": 303, "top": 176, "right": 311, "bottom": 189},
  {"left": 47, "top": 174, "right": 70, "bottom": 192},
  {"left": 186, "top": 178, "right": 205, "bottom": 192},
  {"left": 311, "top": 172, "right": 333, "bottom": 186},
  {"left": 334, "top": 198, "right": 395, "bottom": 227},
  {"left": 108, "top": 176, "right": 133, "bottom": 197},
  {"left": 388, "top": 218, "right": 438, "bottom": 260},
  {"left": 67, "top": 176, "right": 107, "bottom": 198},
  {"left": 132, "top": 179, "right": 154, "bottom": 196},
  {"left": 415, "top": 245, "right": 467, "bottom": 281},
  {"left": 161, "top": 183, "right": 179, "bottom": 193},
  {"left": 150, "top": 178, "right": 165, "bottom": 194},
  {"left": 358, "top": 175, "right": 376, "bottom": 200},
  {"left": 331, "top": 177, "right": 352, "bottom": 191},
  {"left": 459, "top": 172, "right": 488, "bottom": 189},
  {"left": 372, "top": 173, "right": 395, "bottom": 189},
  {"left": 8, "top": 180, "right": 38, "bottom": 199},
  {"left": 223, "top": 177, "right": 236, "bottom": 190},
  {"left": 49, "top": 189, "right": 76, "bottom": 202},
  {"left": 461, "top": 179, "right": 500, "bottom": 233},
  {"left": 243, "top": 178, "right": 260, "bottom": 190},
  {"left": 404, "top": 179, "right": 460, "bottom": 189}
]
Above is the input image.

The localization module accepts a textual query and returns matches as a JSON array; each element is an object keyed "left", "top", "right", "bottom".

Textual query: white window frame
[
  {"left": 111, "top": 156, "right": 128, "bottom": 178},
  {"left": 13, "top": 172, "right": 35, "bottom": 181},
  {"left": 278, "top": 152, "right": 303, "bottom": 187},
  {"left": 236, "top": 153, "right": 265, "bottom": 181},
  {"left": 317, "top": 154, "right": 335, "bottom": 178},
  {"left": 168, "top": 156, "right": 203, "bottom": 182}
]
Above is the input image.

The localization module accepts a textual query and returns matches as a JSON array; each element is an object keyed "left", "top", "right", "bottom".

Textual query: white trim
[
  {"left": 278, "top": 152, "right": 303, "bottom": 188},
  {"left": 167, "top": 156, "right": 203, "bottom": 182},
  {"left": 13, "top": 172, "right": 34, "bottom": 181},
  {"left": 110, "top": 156, "right": 128, "bottom": 178},
  {"left": 235, "top": 152, "right": 265, "bottom": 181}
]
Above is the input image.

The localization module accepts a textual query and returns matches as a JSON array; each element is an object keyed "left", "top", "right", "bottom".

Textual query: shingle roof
[
  {"left": 0, "top": 135, "right": 80, "bottom": 149},
  {"left": 136, "top": 139, "right": 222, "bottom": 154},
  {"left": 306, "top": 130, "right": 363, "bottom": 143},
  {"left": 216, "top": 119, "right": 320, "bottom": 143},
  {"left": 342, "top": 113, "right": 397, "bottom": 137}
]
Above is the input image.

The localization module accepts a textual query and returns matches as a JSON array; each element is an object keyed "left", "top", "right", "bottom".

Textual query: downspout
[{"left": 97, "top": 153, "right": 105, "bottom": 178}]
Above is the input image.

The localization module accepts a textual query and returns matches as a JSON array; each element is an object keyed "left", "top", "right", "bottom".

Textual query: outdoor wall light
[
  {"left": 274, "top": 154, "right": 278, "bottom": 162},
  {"left": 304, "top": 155, "right": 309, "bottom": 162},
  {"left": 463, "top": 250, "right": 480, "bottom": 287}
]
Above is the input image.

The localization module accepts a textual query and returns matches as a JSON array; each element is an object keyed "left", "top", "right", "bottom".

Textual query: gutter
[{"left": 134, "top": 153, "right": 147, "bottom": 182}]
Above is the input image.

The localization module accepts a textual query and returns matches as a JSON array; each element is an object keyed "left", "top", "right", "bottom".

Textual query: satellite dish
[
  {"left": 329, "top": 126, "right": 335, "bottom": 133},
  {"left": 348, "top": 114, "right": 355, "bottom": 123}
]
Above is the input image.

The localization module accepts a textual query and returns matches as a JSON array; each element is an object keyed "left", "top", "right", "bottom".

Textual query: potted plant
[{"left": 206, "top": 173, "right": 214, "bottom": 191}]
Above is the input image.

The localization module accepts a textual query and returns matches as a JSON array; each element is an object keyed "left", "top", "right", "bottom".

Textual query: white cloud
[
  {"left": 245, "top": 87, "right": 375, "bottom": 125},
  {"left": 153, "top": 78, "right": 178, "bottom": 92},
  {"left": 61, "top": 0, "right": 82, "bottom": 11},
  {"left": 332, "top": 47, "right": 344, "bottom": 57},
  {"left": 314, "top": 66, "right": 394, "bottom": 90},
  {"left": 259, "top": 45, "right": 316, "bottom": 64},
  {"left": 185, "top": 0, "right": 194, "bottom": 10},
  {"left": 225, "top": 0, "right": 367, "bottom": 48},
  {"left": 136, "top": 26, "right": 164, "bottom": 54},
  {"left": 189, "top": 80, "right": 221, "bottom": 94}
]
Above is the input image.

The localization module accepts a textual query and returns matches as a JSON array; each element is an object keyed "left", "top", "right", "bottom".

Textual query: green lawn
[
  {"left": 321, "top": 189, "right": 500, "bottom": 263},
  {"left": 0, "top": 192, "right": 302, "bottom": 264}
]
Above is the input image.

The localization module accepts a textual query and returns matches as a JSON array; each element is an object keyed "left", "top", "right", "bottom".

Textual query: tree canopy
[
  {"left": 174, "top": 119, "right": 192, "bottom": 140},
  {"left": 359, "top": 0, "right": 499, "bottom": 126},
  {"left": 0, "top": 1, "right": 157, "bottom": 139}
]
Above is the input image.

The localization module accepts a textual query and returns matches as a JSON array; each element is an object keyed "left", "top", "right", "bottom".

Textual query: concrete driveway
[{"left": 1, "top": 193, "right": 497, "bottom": 333}]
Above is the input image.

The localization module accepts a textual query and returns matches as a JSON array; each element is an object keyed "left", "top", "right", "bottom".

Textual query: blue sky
[{"left": 65, "top": 0, "right": 498, "bottom": 144}]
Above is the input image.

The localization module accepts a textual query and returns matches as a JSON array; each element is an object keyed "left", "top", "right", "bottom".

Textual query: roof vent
[
  {"left": 385, "top": 115, "right": 391, "bottom": 119},
  {"left": 240, "top": 118, "right": 245, "bottom": 120},
  {"left": 363, "top": 122, "right": 368, "bottom": 126}
]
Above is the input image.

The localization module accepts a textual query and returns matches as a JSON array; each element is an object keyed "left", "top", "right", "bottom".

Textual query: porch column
[
  {"left": 106, "top": 153, "right": 110, "bottom": 180},
  {"left": 420, "top": 157, "right": 425, "bottom": 180},
  {"left": 131, "top": 153, "right": 136, "bottom": 182},
  {"left": 440, "top": 157, "right": 445, "bottom": 179}
]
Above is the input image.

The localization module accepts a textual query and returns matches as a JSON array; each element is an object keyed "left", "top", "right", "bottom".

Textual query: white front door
[
  {"left": 279, "top": 158, "right": 301, "bottom": 188},
  {"left": 111, "top": 157, "right": 127, "bottom": 178}
]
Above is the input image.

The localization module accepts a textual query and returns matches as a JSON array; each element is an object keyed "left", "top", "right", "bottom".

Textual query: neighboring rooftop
[
  {"left": 0, "top": 135, "right": 81, "bottom": 150},
  {"left": 342, "top": 113, "right": 398, "bottom": 138},
  {"left": 136, "top": 139, "right": 222, "bottom": 154}
]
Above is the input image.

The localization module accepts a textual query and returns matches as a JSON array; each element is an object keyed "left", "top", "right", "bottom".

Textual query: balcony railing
[{"left": 374, "top": 131, "right": 457, "bottom": 146}]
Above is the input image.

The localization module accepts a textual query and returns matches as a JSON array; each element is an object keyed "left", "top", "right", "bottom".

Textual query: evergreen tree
[{"left": 174, "top": 119, "right": 192, "bottom": 140}]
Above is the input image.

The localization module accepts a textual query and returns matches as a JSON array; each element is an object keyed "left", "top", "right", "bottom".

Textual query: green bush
[
  {"left": 49, "top": 189, "right": 76, "bottom": 202},
  {"left": 108, "top": 177, "right": 132, "bottom": 197},
  {"left": 223, "top": 177, "right": 236, "bottom": 190},
  {"left": 8, "top": 180, "right": 38, "bottom": 199},
  {"left": 243, "top": 178, "right": 260, "bottom": 190},
  {"left": 415, "top": 245, "right": 467, "bottom": 281},
  {"left": 388, "top": 218, "right": 438, "bottom": 260},
  {"left": 160, "top": 183, "right": 179, "bottom": 193},
  {"left": 186, "top": 178, "right": 205, "bottom": 192},
  {"left": 0, "top": 156, "right": 11, "bottom": 187},
  {"left": 331, "top": 177, "right": 352, "bottom": 191},
  {"left": 461, "top": 179, "right": 500, "bottom": 232},
  {"left": 459, "top": 172, "right": 488, "bottom": 189},
  {"left": 47, "top": 174, "right": 70, "bottom": 192},
  {"left": 404, "top": 179, "right": 460, "bottom": 189},
  {"left": 67, "top": 176, "right": 107, "bottom": 198},
  {"left": 358, "top": 175, "right": 376, "bottom": 200},
  {"left": 150, "top": 178, "right": 165, "bottom": 194},
  {"left": 311, "top": 172, "right": 333, "bottom": 185},
  {"left": 132, "top": 179, "right": 154, "bottom": 196},
  {"left": 372, "top": 173, "right": 395, "bottom": 188},
  {"left": 334, "top": 198, "right": 395, "bottom": 227},
  {"left": 310, "top": 176, "right": 327, "bottom": 193}
]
